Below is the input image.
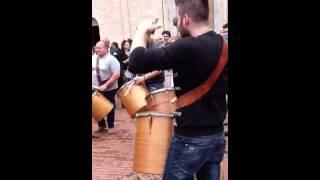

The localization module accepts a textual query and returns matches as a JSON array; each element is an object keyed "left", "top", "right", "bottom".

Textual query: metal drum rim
[
  {"left": 135, "top": 111, "right": 181, "bottom": 118},
  {"left": 145, "top": 88, "right": 176, "bottom": 99}
]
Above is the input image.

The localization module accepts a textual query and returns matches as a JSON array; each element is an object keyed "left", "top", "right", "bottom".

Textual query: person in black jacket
[{"left": 128, "top": 0, "right": 227, "bottom": 179}]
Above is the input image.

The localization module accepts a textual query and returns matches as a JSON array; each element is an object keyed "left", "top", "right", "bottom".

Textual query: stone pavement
[{"left": 92, "top": 99, "right": 228, "bottom": 180}]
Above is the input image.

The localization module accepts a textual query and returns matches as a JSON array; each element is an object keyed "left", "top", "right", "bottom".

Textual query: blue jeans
[
  {"left": 163, "top": 132, "right": 226, "bottom": 180},
  {"left": 147, "top": 83, "right": 164, "bottom": 92}
]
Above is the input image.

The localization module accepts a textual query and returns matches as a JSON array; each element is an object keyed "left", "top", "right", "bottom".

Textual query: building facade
[{"left": 92, "top": 0, "right": 228, "bottom": 45}]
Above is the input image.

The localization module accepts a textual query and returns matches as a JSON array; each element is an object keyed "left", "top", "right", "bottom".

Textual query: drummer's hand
[
  {"left": 137, "top": 18, "right": 162, "bottom": 35},
  {"left": 99, "top": 84, "right": 108, "bottom": 92},
  {"left": 133, "top": 76, "right": 144, "bottom": 85}
]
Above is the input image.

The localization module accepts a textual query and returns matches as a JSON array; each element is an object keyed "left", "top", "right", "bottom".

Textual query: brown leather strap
[
  {"left": 176, "top": 40, "right": 228, "bottom": 109},
  {"left": 96, "top": 57, "right": 103, "bottom": 85}
]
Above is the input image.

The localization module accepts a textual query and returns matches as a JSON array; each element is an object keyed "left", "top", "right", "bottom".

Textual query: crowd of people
[{"left": 92, "top": 30, "right": 176, "bottom": 134}]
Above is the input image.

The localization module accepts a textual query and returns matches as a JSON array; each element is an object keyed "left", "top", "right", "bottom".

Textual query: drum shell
[
  {"left": 92, "top": 91, "right": 113, "bottom": 121},
  {"left": 133, "top": 112, "right": 176, "bottom": 174},
  {"left": 146, "top": 88, "right": 176, "bottom": 113},
  {"left": 117, "top": 81, "right": 149, "bottom": 118}
]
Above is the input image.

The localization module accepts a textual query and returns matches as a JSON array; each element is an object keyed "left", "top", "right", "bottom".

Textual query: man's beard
[{"left": 178, "top": 23, "right": 191, "bottom": 38}]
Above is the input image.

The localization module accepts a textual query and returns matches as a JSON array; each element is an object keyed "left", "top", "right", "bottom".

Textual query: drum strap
[
  {"left": 176, "top": 40, "right": 228, "bottom": 109},
  {"left": 96, "top": 57, "right": 103, "bottom": 85},
  {"left": 96, "top": 57, "right": 109, "bottom": 86}
]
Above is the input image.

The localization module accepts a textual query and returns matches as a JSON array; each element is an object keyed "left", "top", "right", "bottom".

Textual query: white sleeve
[{"left": 109, "top": 56, "right": 120, "bottom": 73}]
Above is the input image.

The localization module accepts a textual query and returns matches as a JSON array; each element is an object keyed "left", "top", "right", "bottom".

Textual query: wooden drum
[
  {"left": 92, "top": 91, "right": 113, "bottom": 121},
  {"left": 133, "top": 111, "right": 180, "bottom": 174},
  {"left": 145, "top": 88, "right": 177, "bottom": 113},
  {"left": 117, "top": 81, "right": 149, "bottom": 118}
]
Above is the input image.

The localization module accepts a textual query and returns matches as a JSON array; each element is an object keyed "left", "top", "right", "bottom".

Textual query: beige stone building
[{"left": 92, "top": 0, "right": 227, "bottom": 45}]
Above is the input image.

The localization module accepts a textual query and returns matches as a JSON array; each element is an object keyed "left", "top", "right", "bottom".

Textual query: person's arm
[
  {"left": 99, "top": 57, "right": 121, "bottom": 91},
  {"left": 133, "top": 70, "right": 162, "bottom": 85},
  {"left": 129, "top": 19, "right": 192, "bottom": 74},
  {"left": 129, "top": 18, "right": 172, "bottom": 73},
  {"left": 144, "top": 70, "right": 162, "bottom": 80},
  {"left": 122, "top": 58, "right": 129, "bottom": 64},
  {"left": 99, "top": 73, "right": 120, "bottom": 91},
  {"left": 131, "top": 19, "right": 160, "bottom": 50},
  {"left": 129, "top": 37, "right": 189, "bottom": 74}
]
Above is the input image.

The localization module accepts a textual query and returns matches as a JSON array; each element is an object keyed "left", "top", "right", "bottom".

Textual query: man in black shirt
[{"left": 129, "top": 0, "right": 227, "bottom": 179}]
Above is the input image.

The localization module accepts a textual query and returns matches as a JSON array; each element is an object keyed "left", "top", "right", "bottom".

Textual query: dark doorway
[{"left": 92, "top": 18, "right": 100, "bottom": 47}]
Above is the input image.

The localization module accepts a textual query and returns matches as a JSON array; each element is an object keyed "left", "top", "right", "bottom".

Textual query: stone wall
[{"left": 92, "top": 0, "right": 228, "bottom": 44}]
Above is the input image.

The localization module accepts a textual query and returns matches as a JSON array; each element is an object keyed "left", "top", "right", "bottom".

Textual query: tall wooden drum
[
  {"left": 145, "top": 88, "right": 176, "bottom": 112},
  {"left": 133, "top": 111, "right": 180, "bottom": 174}
]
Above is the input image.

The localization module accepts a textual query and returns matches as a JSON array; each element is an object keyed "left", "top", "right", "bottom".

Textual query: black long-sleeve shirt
[{"left": 129, "top": 31, "right": 227, "bottom": 137}]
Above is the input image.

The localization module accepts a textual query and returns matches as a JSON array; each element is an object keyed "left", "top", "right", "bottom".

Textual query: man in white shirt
[{"left": 92, "top": 39, "right": 120, "bottom": 134}]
